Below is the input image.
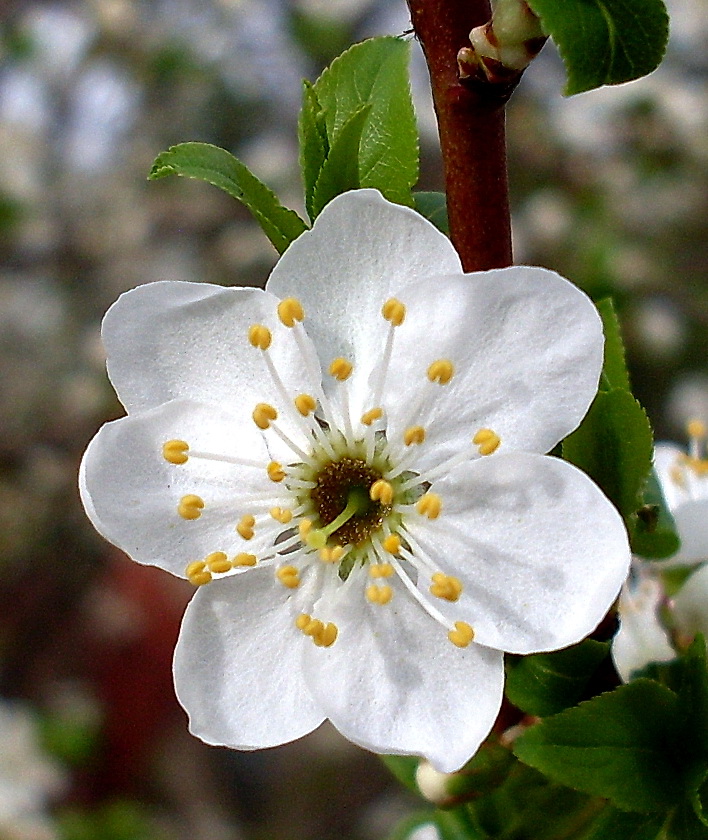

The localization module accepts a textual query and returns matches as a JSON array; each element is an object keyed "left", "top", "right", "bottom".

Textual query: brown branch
[{"left": 408, "top": 0, "right": 513, "bottom": 272}]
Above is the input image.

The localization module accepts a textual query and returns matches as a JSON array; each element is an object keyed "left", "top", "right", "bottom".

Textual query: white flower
[{"left": 79, "top": 189, "right": 630, "bottom": 772}]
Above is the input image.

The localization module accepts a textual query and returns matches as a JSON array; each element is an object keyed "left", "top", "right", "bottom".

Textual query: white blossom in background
[{"left": 80, "top": 189, "right": 630, "bottom": 771}]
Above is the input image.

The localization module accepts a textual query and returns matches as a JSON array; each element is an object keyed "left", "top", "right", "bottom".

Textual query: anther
[
  {"left": 233, "top": 553, "right": 257, "bottom": 567},
  {"left": 248, "top": 324, "right": 272, "bottom": 350},
  {"left": 205, "top": 551, "right": 232, "bottom": 574},
  {"left": 253, "top": 403, "right": 278, "bottom": 430},
  {"left": 277, "top": 297, "right": 304, "bottom": 328},
  {"left": 295, "top": 613, "right": 311, "bottom": 631},
  {"left": 178, "top": 494, "right": 204, "bottom": 520},
  {"left": 369, "top": 563, "right": 394, "bottom": 579},
  {"left": 417, "top": 492, "right": 442, "bottom": 519},
  {"left": 163, "top": 440, "right": 189, "bottom": 464},
  {"left": 382, "top": 298, "right": 406, "bottom": 327},
  {"left": 473, "top": 428, "right": 501, "bottom": 456},
  {"left": 361, "top": 407, "right": 383, "bottom": 426},
  {"left": 267, "top": 461, "right": 286, "bottom": 482},
  {"left": 295, "top": 615, "right": 338, "bottom": 647},
  {"left": 688, "top": 419, "right": 706, "bottom": 439},
  {"left": 185, "top": 560, "right": 212, "bottom": 586},
  {"left": 382, "top": 534, "right": 401, "bottom": 555},
  {"left": 329, "top": 357, "right": 353, "bottom": 381},
  {"left": 270, "top": 507, "right": 293, "bottom": 524},
  {"left": 276, "top": 565, "right": 300, "bottom": 588},
  {"left": 319, "top": 545, "right": 345, "bottom": 564},
  {"left": 370, "top": 479, "right": 394, "bottom": 506},
  {"left": 403, "top": 426, "right": 425, "bottom": 446},
  {"left": 294, "top": 393, "right": 317, "bottom": 416},
  {"left": 317, "top": 623, "right": 338, "bottom": 647},
  {"left": 366, "top": 584, "right": 394, "bottom": 605},
  {"left": 430, "top": 573, "right": 463, "bottom": 602},
  {"left": 185, "top": 560, "right": 206, "bottom": 578},
  {"left": 427, "top": 359, "right": 454, "bottom": 385},
  {"left": 298, "top": 518, "right": 313, "bottom": 540},
  {"left": 448, "top": 621, "right": 475, "bottom": 648},
  {"left": 237, "top": 514, "right": 256, "bottom": 540}
]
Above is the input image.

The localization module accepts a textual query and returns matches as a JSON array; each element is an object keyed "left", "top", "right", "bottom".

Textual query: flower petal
[
  {"left": 173, "top": 567, "right": 325, "bottom": 749},
  {"left": 407, "top": 452, "right": 630, "bottom": 654},
  {"left": 673, "top": 563, "right": 708, "bottom": 640},
  {"left": 102, "top": 281, "right": 321, "bottom": 444},
  {"left": 265, "top": 190, "right": 462, "bottom": 411},
  {"left": 301, "top": 573, "right": 505, "bottom": 773},
  {"left": 384, "top": 268, "right": 603, "bottom": 466},
  {"left": 79, "top": 399, "right": 282, "bottom": 576}
]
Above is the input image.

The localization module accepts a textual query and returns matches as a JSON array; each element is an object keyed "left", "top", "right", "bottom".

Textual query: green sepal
[
  {"left": 526, "top": 0, "right": 669, "bottom": 95},
  {"left": 513, "top": 679, "right": 684, "bottom": 813},
  {"left": 632, "top": 466, "right": 681, "bottom": 559},
  {"left": 413, "top": 192, "right": 449, "bottom": 235},
  {"left": 504, "top": 639, "right": 610, "bottom": 717},
  {"left": 380, "top": 754, "right": 420, "bottom": 795},
  {"left": 148, "top": 142, "right": 308, "bottom": 254}
]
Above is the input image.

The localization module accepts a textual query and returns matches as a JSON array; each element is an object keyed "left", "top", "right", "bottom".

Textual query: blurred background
[{"left": 0, "top": 0, "right": 705, "bottom": 838}]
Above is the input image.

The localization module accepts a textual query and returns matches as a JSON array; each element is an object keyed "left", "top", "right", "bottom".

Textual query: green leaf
[
  {"left": 505, "top": 640, "right": 609, "bottom": 717},
  {"left": 526, "top": 0, "right": 669, "bottom": 95},
  {"left": 632, "top": 466, "right": 681, "bottom": 559},
  {"left": 562, "top": 388, "right": 653, "bottom": 525},
  {"left": 310, "top": 105, "right": 371, "bottom": 218},
  {"left": 148, "top": 142, "right": 308, "bottom": 254},
  {"left": 678, "top": 637, "right": 708, "bottom": 762},
  {"left": 312, "top": 36, "right": 418, "bottom": 211},
  {"left": 413, "top": 192, "right": 449, "bottom": 235},
  {"left": 513, "top": 679, "right": 684, "bottom": 813},
  {"left": 597, "top": 298, "right": 630, "bottom": 392},
  {"left": 298, "top": 81, "right": 329, "bottom": 221},
  {"left": 582, "top": 807, "right": 668, "bottom": 840},
  {"left": 380, "top": 754, "right": 420, "bottom": 795}
]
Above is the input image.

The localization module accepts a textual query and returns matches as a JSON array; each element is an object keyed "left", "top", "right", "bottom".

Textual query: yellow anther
[
  {"left": 329, "top": 357, "right": 353, "bottom": 381},
  {"left": 670, "top": 465, "right": 685, "bottom": 488},
  {"left": 178, "top": 494, "right": 204, "bottom": 520},
  {"left": 366, "top": 584, "right": 394, "bottom": 605},
  {"left": 163, "top": 439, "right": 189, "bottom": 464},
  {"left": 277, "top": 297, "right": 305, "bottom": 327},
  {"left": 370, "top": 479, "right": 394, "bottom": 506},
  {"left": 448, "top": 621, "right": 475, "bottom": 648},
  {"left": 236, "top": 514, "right": 256, "bottom": 540},
  {"left": 189, "top": 571, "right": 212, "bottom": 586},
  {"left": 298, "top": 518, "right": 313, "bottom": 540},
  {"left": 295, "top": 613, "right": 311, "bottom": 630},
  {"left": 361, "top": 407, "right": 383, "bottom": 426},
  {"left": 382, "top": 298, "right": 406, "bottom": 327},
  {"left": 205, "top": 551, "right": 232, "bottom": 574},
  {"left": 248, "top": 323, "right": 272, "bottom": 350},
  {"left": 688, "top": 419, "right": 707, "bottom": 439},
  {"left": 270, "top": 507, "right": 293, "bottom": 524},
  {"left": 427, "top": 359, "right": 454, "bottom": 384},
  {"left": 319, "top": 545, "right": 345, "bottom": 564},
  {"left": 404, "top": 425, "right": 426, "bottom": 446},
  {"left": 430, "top": 572, "right": 463, "bottom": 602},
  {"left": 267, "top": 461, "right": 286, "bottom": 482},
  {"left": 317, "top": 622, "right": 339, "bottom": 647},
  {"left": 417, "top": 492, "right": 442, "bottom": 520},
  {"left": 473, "top": 428, "right": 501, "bottom": 456},
  {"left": 369, "top": 562, "right": 394, "bottom": 579},
  {"left": 276, "top": 565, "right": 300, "bottom": 588},
  {"left": 382, "top": 534, "right": 401, "bottom": 555},
  {"left": 233, "top": 552, "right": 257, "bottom": 567},
  {"left": 294, "top": 393, "right": 317, "bottom": 416},
  {"left": 303, "top": 618, "right": 323, "bottom": 637},
  {"left": 253, "top": 403, "right": 278, "bottom": 430},
  {"left": 185, "top": 560, "right": 206, "bottom": 579},
  {"left": 295, "top": 614, "right": 338, "bottom": 647}
]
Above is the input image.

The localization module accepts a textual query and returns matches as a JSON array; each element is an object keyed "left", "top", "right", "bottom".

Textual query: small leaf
[
  {"left": 505, "top": 640, "right": 609, "bottom": 717},
  {"left": 514, "top": 679, "right": 684, "bottom": 813},
  {"left": 678, "top": 637, "right": 708, "bottom": 762},
  {"left": 149, "top": 142, "right": 308, "bottom": 254},
  {"left": 526, "top": 0, "right": 669, "bottom": 95},
  {"left": 582, "top": 807, "right": 668, "bottom": 840},
  {"left": 298, "top": 81, "right": 329, "bottom": 221},
  {"left": 313, "top": 36, "right": 418, "bottom": 209},
  {"left": 413, "top": 192, "right": 449, "bottom": 235},
  {"left": 310, "top": 105, "right": 370, "bottom": 218},
  {"left": 597, "top": 298, "right": 630, "bottom": 392}
]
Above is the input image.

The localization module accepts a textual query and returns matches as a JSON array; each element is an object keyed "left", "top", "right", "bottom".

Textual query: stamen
[
  {"left": 382, "top": 298, "right": 406, "bottom": 327},
  {"left": 185, "top": 560, "right": 212, "bottom": 586},
  {"left": 403, "top": 426, "right": 426, "bottom": 446},
  {"left": 319, "top": 545, "right": 345, "bottom": 564},
  {"left": 277, "top": 297, "right": 305, "bottom": 328},
  {"left": 236, "top": 514, "right": 256, "bottom": 540},
  {"left": 295, "top": 613, "right": 338, "bottom": 647},
  {"left": 163, "top": 439, "right": 189, "bottom": 464},
  {"left": 473, "top": 428, "right": 501, "bottom": 456},
  {"left": 381, "top": 534, "right": 401, "bottom": 555},
  {"left": 306, "top": 488, "right": 370, "bottom": 549},
  {"left": 270, "top": 507, "right": 293, "bottom": 524},
  {"left": 267, "top": 461, "right": 286, "bottom": 482},
  {"left": 366, "top": 584, "right": 394, "bottom": 605},
  {"left": 294, "top": 393, "right": 317, "bottom": 416},
  {"left": 417, "top": 492, "right": 442, "bottom": 520},
  {"left": 430, "top": 572, "right": 463, "bottom": 602},
  {"left": 276, "top": 565, "right": 300, "bottom": 588},
  {"left": 688, "top": 419, "right": 706, "bottom": 440},
  {"left": 253, "top": 403, "right": 278, "bottom": 430},
  {"left": 233, "top": 553, "right": 257, "bottom": 567},
  {"left": 205, "top": 551, "right": 232, "bottom": 574},
  {"left": 448, "top": 621, "right": 475, "bottom": 648},
  {"left": 427, "top": 359, "right": 454, "bottom": 385},
  {"left": 370, "top": 479, "right": 394, "bottom": 506},
  {"left": 329, "top": 358, "right": 353, "bottom": 381},
  {"left": 361, "top": 407, "right": 383, "bottom": 426},
  {"left": 178, "top": 494, "right": 204, "bottom": 520},
  {"left": 248, "top": 324, "right": 272, "bottom": 350},
  {"left": 369, "top": 562, "right": 394, "bottom": 578}
]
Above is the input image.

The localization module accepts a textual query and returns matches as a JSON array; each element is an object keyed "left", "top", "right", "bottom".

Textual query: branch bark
[{"left": 407, "top": 0, "right": 513, "bottom": 271}]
